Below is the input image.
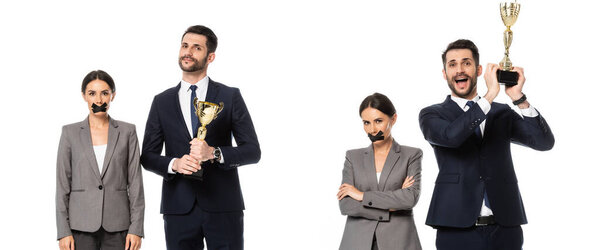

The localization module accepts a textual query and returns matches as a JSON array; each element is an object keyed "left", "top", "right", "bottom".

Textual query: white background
[{"left": 1, "top": 0, "right": 598, "bottom": 249}]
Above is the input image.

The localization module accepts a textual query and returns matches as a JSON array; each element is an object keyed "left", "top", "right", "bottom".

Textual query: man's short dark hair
[
  {"left": 442, "top": 39, "right": 479, "bottom": 68},
  {"left": 182, "top": 25, "right": 218, "bottom": 54}
]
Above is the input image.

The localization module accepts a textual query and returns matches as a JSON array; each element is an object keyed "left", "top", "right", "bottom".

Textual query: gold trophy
[
  {"left": 189, "top": 99, "right": 224, "bottom": 180},
  {"left": 497, "top": 1, "right": 521, "bottom": 87},
  {"left": 193, "top": 99, "right": 224, "bottom": 140}
]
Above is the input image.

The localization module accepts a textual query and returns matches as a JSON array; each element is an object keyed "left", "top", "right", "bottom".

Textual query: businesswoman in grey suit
[
  {"left": 56, "top": 70, "right": 144, "bottom": 250},
  {"left": 338, "top": 93, "right": 422, "bottom": 250}
]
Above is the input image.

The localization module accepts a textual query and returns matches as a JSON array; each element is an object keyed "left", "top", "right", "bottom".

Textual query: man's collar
[
  {"left": 181, "top": 76, "right": 209, "bottom": 91},
  {"left": 450, "top": 95, "right": 481, "bottom": 109}
]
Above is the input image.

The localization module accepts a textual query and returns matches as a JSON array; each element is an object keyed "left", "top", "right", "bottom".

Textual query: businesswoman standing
[
  {"left": 56, "top": 70, "right": 144, "bottom": 250},
  {"left": 338, "top": 93, "right": 422, "bottom": 250}
]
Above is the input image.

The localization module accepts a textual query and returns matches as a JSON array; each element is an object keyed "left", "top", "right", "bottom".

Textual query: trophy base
[
  {"left": 183, "top": 169, "right": 204, "bottom": 181},
  {"left": 496, "top": 70, "right": 518, "bottom": 87}
]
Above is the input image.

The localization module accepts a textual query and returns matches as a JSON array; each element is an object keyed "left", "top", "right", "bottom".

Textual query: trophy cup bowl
[
  {"left": 188, "top": 99, "right": 224, "bottom": 180},
  {"left": 497, "top": 1, "right": 521, "bottom": 87},
  {"left": 194, "top": 99, "right": 224, "bottom": 140}
]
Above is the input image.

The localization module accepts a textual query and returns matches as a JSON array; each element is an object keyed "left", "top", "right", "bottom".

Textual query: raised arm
[{"left": 419, "top": 105, "right": 486, "bottom": 148}]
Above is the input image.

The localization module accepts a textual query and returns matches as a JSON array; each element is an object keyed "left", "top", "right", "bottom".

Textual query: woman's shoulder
[
  {"left": 345, "top": 146, "right": 370, "bottom": 158},
  {"left": 397, "top": 144, "right": 423, "bottom": 157},
  {"left": 61, "top": 120, "right": 85, "bottom": 132},
  {"left": 110, "top": 118, "right": 136, "bottom": 131}
]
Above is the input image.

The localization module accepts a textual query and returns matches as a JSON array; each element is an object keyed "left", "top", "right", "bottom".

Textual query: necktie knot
[
  {"left": 466, "top": 100, "right": 475, "bottom": 109},
  {"left": 189, "top": 85, "right": 198, "bottom": 92}
]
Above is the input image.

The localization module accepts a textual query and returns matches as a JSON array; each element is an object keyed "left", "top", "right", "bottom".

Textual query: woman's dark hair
[
  {"left": 81, "top": 70, "right": 115, "bottom": 93},
  {"left": 359, "top": 93, "right": 396, "bottom": 117}
]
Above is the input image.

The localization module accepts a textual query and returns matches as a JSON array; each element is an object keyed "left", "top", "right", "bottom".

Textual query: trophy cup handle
[{"left": 214, "top": 102, "right": 225, "bottom": 119}]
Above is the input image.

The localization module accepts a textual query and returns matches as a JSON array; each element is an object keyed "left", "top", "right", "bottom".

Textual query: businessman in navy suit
[
  {"left": 419, "top": 39, "right": 554, "bottom": 250},
  {"left": 141, "top": 25, "right": 260, "bottom": 250}
]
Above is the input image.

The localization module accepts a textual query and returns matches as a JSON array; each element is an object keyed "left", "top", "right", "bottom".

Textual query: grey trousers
[{"left": 72, "top": 227, "right": 127, "bottom": 250}]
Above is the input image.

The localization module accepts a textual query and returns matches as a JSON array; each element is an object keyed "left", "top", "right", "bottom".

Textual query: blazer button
[
  {"left": 368, "top": 202, "right": 373, "bottom": 206},
  {"left": 379, "top": 216, "right": 383, "bottom": 220},
  {"left": 98, "top": 185, "right": 103, "bottom": 190}
]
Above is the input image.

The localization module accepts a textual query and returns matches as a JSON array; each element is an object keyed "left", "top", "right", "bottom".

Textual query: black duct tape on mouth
[
  {"left": 368, "top": 131, "right": 385, "bottom": 142},
  {"left": 92, "top": 103, "right": 108, "bottom": 113}
]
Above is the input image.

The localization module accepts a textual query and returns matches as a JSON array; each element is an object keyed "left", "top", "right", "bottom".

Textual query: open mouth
[
  {"left": 454, "top": 76, "right": 469, "bottom": 88},
  {"left": 455, "top": 77, "right": 468, "bottom": 83}
]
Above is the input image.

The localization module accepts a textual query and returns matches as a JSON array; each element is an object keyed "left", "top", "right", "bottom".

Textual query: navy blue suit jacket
[
  {"left": 141, "top": 79, "right": 260, "bottom": 214},
  {"left": 419, "top": 95, "right": 554, "bottom": 228}
]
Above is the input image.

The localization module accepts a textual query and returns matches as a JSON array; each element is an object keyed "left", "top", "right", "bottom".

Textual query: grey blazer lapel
[
  {"left": 362, "top": 146, "right": 379, "bottom": 191},
  {"left": 79, "top": 117, "right": 102, "bottom": 180},
  {"left": 378, "top": 141, "right": 402, "bottom": 191},
  {"left": 101, "top": 117, "right": 120, "bottom": 178}
]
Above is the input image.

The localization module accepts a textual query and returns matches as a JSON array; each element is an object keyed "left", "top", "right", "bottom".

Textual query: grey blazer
[
  {"left": 56, "top": 117, "right": 144, "bottom": 240},
  {"left": 339, "top": 141, "right": 422, "bottom": 250}
]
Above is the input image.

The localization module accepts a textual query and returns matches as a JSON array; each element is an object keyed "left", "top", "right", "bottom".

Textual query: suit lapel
[
  {"left": 441, "top": 95, "right": 465, "bottom": 121},
  {"left": 481, "top": 103, "right": 496, "bottom": 144},
  {"left": 205, "top": 78, "right": 220, "bottom": 104},
  {"left": 443, "top": 95, "right": 487, "bottom": 144},
  {"left": 378, "top": 141, "right": 402, "bottom": 191},
  {"left": 101, "top": 117, "right": 120, "bottom": 178},
  {"left": 173, "top": 82, "right": 193, "bottom": 141},
  {"left": 79, "top": 117, "right": 102, "bottom": 180},
  {"left": 362, "top": 146, "right": 379, "bottom": 191}
]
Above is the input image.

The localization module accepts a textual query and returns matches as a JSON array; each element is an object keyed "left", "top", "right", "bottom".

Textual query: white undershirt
[
  {"left": 376, "top": 172, "right": 381, "bottom": 183},
  {"left": 450, "top": 95, "right": 539, "bottom": 217},
  {"left": 93, "top": 144, "right": 107, "bottom": 173}
]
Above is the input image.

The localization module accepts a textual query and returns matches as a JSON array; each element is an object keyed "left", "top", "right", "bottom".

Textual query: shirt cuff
[
  {"left": 520, "top": 105, "right": 539, "bottom": 117},
  {"left": 167, "top": 158, "right": 176, "bottom": 174},
  {"left": 477, "top": 98, "right": 491, "bottom": 115},
  {"left": 218, "top": 147, "right": 225, "bottom": 164}
]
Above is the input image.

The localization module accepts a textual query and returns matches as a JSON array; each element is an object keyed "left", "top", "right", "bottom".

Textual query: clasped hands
[
  {"left": 172, "top": 138, "right": 215, "bottom": 175},
  {"left": 337, "top": 176, "right": 415, "bottom": 202}
]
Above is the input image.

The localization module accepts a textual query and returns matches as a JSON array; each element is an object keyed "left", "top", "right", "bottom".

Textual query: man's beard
[
  {"left": 179, "top": 55, "right": 208, "bottom": 73},
  {"left": 447, "top": 73, "right": 477, "bottom": 99}
]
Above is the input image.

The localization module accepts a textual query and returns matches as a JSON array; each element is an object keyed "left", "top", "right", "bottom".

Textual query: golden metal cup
[
  {"left": 497, "top": 1, "right": 521, "bottom": 86},
  {"left": 193, "top": 98, "right": 224, "bottom": 140}
]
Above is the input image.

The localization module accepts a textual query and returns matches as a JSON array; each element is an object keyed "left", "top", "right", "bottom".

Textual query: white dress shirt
[{"left": 450, "top": 95, "right": 539, "bottom": 216}]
